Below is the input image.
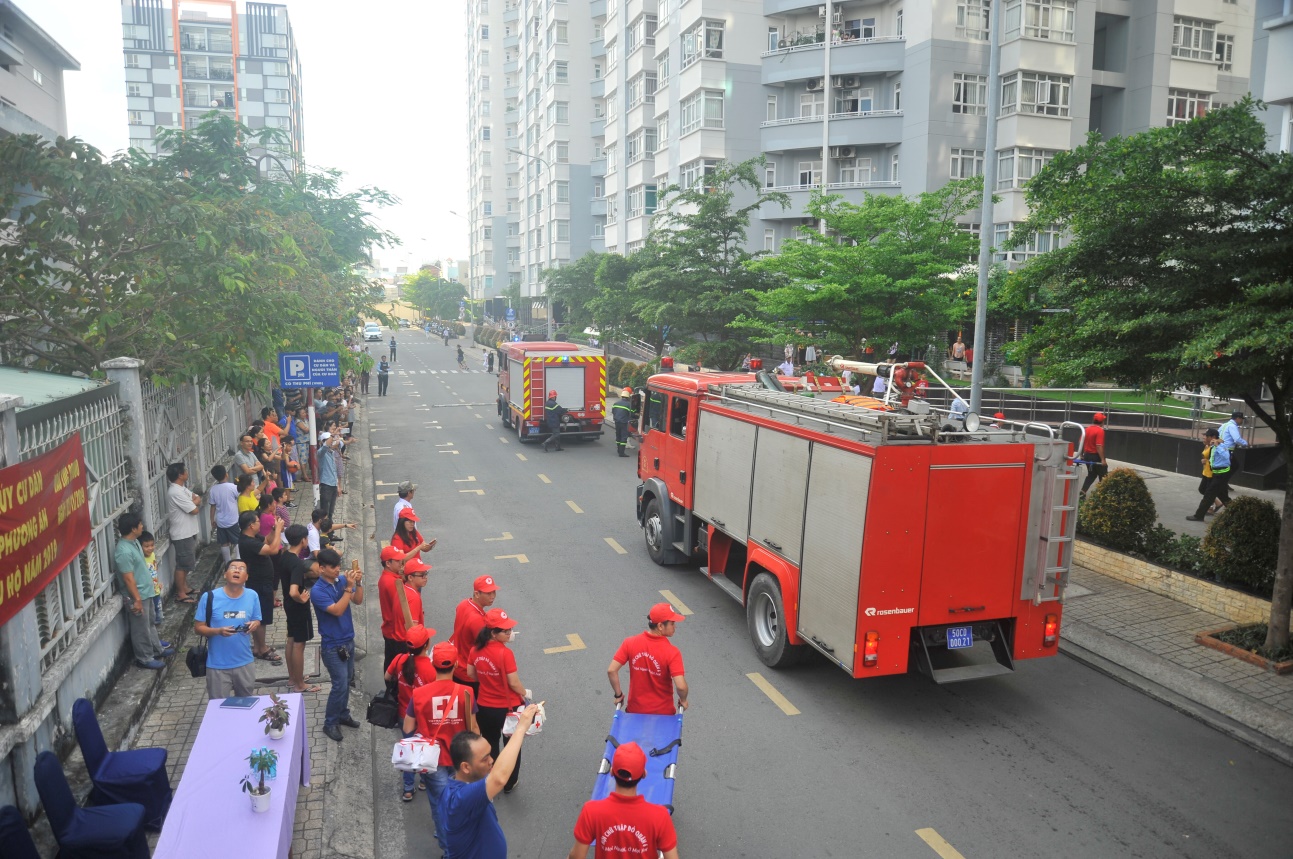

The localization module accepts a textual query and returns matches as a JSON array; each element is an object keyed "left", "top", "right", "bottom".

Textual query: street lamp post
[
  {"left": 508, "top": 148, "right": 554, "bottom": 341},
  {"left": 969, "top": 0, "right": 1003, "bottom": 417}
]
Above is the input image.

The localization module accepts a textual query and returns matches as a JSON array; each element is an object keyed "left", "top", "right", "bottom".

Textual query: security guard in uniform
[
  {"left": 611, "top": 388, "right": 634, "bottom": 458},
  {"left": 542, "top": 390, "right": 567, "bottom": 452}
]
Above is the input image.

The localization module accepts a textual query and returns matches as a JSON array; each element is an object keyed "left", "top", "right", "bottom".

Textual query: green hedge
[
  {"left": 1078, "top": 467, "right": 1156, "bottom": 553},
  {"left": 1203, "top": 496, "right": 1280, "bottom": 594}
]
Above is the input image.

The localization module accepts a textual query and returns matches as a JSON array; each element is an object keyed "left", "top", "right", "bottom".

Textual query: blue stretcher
[{"left": 591, "top": 707, "right": 683, "bottom": 814}]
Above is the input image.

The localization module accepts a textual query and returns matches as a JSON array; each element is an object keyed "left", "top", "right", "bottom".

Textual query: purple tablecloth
[{"left": 154, "top": 693, "right": 310, "bottom": 859}]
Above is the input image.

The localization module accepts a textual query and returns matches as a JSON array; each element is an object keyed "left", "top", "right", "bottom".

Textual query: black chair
[
  {"left": 32, "top": 751, "right": 149, "bottom": 859},
  {"left": 71, "top": 697, "right": 171, "bottom": 830},
  {"left": 0, "top": 805, "right": 41, "bottom": 859}
]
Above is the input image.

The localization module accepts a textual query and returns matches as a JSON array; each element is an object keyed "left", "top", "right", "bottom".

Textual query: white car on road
[{"left": 364, "top": 324, "right": 382, "bottom": 342}]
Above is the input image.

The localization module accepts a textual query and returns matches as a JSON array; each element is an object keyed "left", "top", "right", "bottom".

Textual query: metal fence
[{"left": 141, "top": 378, "right": 198, "bottom": 545}]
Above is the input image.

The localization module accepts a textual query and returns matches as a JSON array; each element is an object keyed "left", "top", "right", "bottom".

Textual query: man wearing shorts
[
  {"left": 166, "top": 462, "right": 202, "bottom": 603},
  {"left": 237, "top": 510, "right": 284, "bottom": 666},
  {"left": 208, "top": 464, "right": 242, "bottom": 562},
  {"left": 194, "top": 559, "right": 262, "bottom": 698},
  {"left": 281, "top": 525, "right": 320, "bottom": 693}
]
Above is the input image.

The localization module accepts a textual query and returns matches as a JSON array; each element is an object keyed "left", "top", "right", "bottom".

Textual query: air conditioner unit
[
  {"left": 778, "top": 38, "right": 789, "bottom": 48},
  {"left": 833, "top": 9, "right": 843, "bottom": 22},
  {"left": 818, "top": 5, "right": 827, "bottom": 17},
  {"left": 807, "top": 77, "right": 824, "bottom": 91},
  {"left": 841, "top": 75, "right": 860, "bottom": 88},
  {"left": 830, "top": 146, "right": 856, "bottom": 159}
]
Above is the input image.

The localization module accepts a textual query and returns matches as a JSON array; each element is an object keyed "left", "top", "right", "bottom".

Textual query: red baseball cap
[
  {"left": 611, "top": 742, "right": 647, "bottom": 781},
  {"left": 380, "top": 546, "right": 405, "bottom": 563},
  {"left": 1093, "top": 412, "right": 1107, "bottom": 423},
  {"left": 398, "top": 508, "right": 420, "bottom": 522},
  {"left": 994, "top": 412, "right": 1006, "bottom": 420},
  {"left": 431, "top": 641, "right": 458, "bottom": 669},
  {"left": 404, "top": 557, "right": 431, "bottom": 575},
  {"left": 484, "top": 608, "right": 517, "bottom": 629},
  {"left": 648, "top": 602, "right": 685, "bottom": 624},
  {"left": 406, "top": 625, "right": 433, "bottom": 649},
  {"left": 473, "top": 575, "right": 498, "bottom": 593}
]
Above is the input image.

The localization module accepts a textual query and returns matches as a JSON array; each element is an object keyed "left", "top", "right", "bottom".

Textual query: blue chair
[
  {"left": 33, "top": 751, "right": 149, "bottom": 859},
  {"left": 0, "top": 805, "right": 41, "bottom": 859},
  {"left": 71, "top": 697, "right": 171, "bottom": 830}
]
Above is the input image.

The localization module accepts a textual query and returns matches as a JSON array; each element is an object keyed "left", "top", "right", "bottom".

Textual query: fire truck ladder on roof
[
  {"left": 1028, "top": 421, "right": 1086, "bottom": 605},
  {"left": 710, "top": 385, "right": 936, "bottom": 441}
]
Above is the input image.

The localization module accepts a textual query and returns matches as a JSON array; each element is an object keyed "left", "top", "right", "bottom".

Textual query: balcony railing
[
  {"left": 770, "top": 180, "right": 901, "bottom": 193},
  {"left": 760, "top": 109, "right": 903, "bottom": 127},
  {"left": 762, "top": 34, "right": 904, "bottom": 58}
]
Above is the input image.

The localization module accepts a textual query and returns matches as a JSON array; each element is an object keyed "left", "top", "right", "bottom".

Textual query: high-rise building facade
[
  {"left": 0, "top": 1, "right": 80, "bottom": 141},
  {"left": 1251, "top": 0, "right": 1292, "bottom": 153},
  {"left": 120, "top": 0, "right": 303, "bottom": 174}
]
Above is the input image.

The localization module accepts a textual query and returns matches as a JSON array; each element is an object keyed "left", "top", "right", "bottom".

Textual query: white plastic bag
[
  {"left": 502, "top": 701, "right": 545, "bottom": 737},
  {"left": 391, "top": 735, "right": 440, "bottom": 772}
]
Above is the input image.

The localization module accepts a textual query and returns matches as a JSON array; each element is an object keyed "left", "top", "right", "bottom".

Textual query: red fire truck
[
  {"left": 634, "top": 359, "right": 1082, "bottom": 683},
  {"left": 495, "top": 341, "right": 607, "bottom": 443}
]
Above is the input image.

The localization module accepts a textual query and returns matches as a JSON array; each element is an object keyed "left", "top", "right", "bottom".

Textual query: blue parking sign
[{"left": 278, "top": 352, "right": 341, "bottom": 389}]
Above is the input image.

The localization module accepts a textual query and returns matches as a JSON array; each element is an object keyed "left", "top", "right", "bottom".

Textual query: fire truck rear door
[
  {"left": 747, "top": 428, "right": 810, "bottom": 564},
  {"left": 798, "top": 443, "right": 871, "bottom": 671},
  {"left": 692, "top": 412, "right": 757, "bottom": 543}
]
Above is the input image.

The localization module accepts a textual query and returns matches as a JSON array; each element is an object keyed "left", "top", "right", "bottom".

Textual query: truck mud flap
[{"left": 913, "top": 620, "right": 1015, "bottom": 684}]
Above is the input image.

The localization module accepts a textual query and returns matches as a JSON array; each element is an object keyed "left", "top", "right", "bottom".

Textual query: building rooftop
[
  {"left": 0, "top": 366, "right": 105, "bottom": 410},
  {"left": 0, "top": 0, "right": 80, "bottom": 71}
]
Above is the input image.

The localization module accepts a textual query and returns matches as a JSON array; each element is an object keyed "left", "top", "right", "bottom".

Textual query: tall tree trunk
[{"left": 1265, "top": 479, "right": 1293, "bottom": 652}]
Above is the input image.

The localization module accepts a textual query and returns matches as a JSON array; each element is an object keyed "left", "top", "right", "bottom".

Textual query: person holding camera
[
  {"left": 193, "top": 559, "right": 262, "bottom": 699},
  {"left": 310, "top": 548, "right": 365, "bottom": 742}
]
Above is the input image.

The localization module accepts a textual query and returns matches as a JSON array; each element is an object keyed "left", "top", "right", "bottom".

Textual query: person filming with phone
[
  {"left": 310, "top": 548, "right": 365, "bottom": 742},
  {"left": 193, "top": 559, "right": 262, "bottom": 700}
]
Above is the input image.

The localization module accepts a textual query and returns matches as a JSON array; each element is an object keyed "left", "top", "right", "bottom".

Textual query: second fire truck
[{"left": 495, "top": 341, "right": 608, "bottom": 443}]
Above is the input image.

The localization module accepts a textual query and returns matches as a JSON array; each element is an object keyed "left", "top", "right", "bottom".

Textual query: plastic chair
[
  {"left": 0, "top": 805, "right": 41, "bottom": 859},
  {"left": 32, "top": 751, "right": 149, "bottom": 859},
  {"left": 71, "top": 697, "right": 171, "bottom": 830}
]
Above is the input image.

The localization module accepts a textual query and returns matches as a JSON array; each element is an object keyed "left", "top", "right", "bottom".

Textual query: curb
[{"left": 1060, "top": 620, "right": 1293, "bottom": 769}]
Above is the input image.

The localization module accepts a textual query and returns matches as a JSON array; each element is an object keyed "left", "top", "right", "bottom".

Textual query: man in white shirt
[
  {"left": 393, "top": 481, "right": 417, "bottom": 534},
  {"left": 776, "top": 359, "right": 794, "bottom": 377},
  {"left": 166, "top": 462, "right": 202, "bottom": 603}
]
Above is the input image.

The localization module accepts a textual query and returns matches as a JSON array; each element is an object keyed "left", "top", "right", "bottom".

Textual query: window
[
  {"left": 627, "top": 184, "right": 658, "bottom": 217},
  {"left": 680, "top": 158, "right": 721, "bottom": 189},
  {"left": 607, "top": 144, "right": 618, "bottom": 173},
  {"left": 891, "top": 152, "right": 900, "bottom": 179},
  {"left": 797, "top": 159, "right": 823, "bottom": 187},
  {"left": 31, "top": 68, "right": 44, "bottom": 85},
  {"left": 554, "top": 61, "right": 569, "bottom": 84},
  {"left": 480, "top": 50, "right": 490, "bottom": 64},
  {"left": 996, "top": 147, "right": 1056, "bottom": 189},
  {"left": 626, "top": 128, "right": 658, "bottom": 163},
  {"left": 557, "top": 141, "right": 570, "bottom": 162},
  {"left": 800, "top": 91, "right": 825, "bottom": 118},
  {"left": 129, "top": 137, "right": 151, "bottom": 149},
  {"left": 484, "top": 201, "right": 494, "bottom": 216},
  {"left": 607, "top": 39, "right": 618, "bottom": 71},
  {"left": 606, "top": 196, "right": 618, "bottom": 224},
  {"left": 658, "top": 111, "right": 669, "bottom": 145},
  {"left": 893, "top": 81, "right": 901, "bottom": 111},
  {"left": 768, "top": 27, "right": 780, "bottom": 52},
  {"left": 480, "top": 75, "right": 491, "bottom": 89},
  {"left": 264, "top": 61, "right": 288, "bottom": 76},
  {"left": 950, "top": 147, "right": 984, "bottom": 178},
  {"left": 765, "top": 163, "right": 777, "bottom": 187},
  {"left": 627, "top": 73, "right": 657, "bottom": 109},
  {"left": 127, "top": 83, "right": 143, "bottom": 97},
  {"left": 482, "top": 125, "right": 492, "bottom": 140},
  {"left": 556, "top": 220, "right": 570, "bottom": 242},
  {"left": 994, "top": 222, "right": 1065, "bottom": 260},
  {"left": 766, "top": 95, "right": 778, "bottom": 122},
  {"left": 658, "top": 49, "right": 670, "bottom": 84},
  {"left": 483, "top": 176, "right": 493, "bottom": 192},
  {"left": 1004, "top": 0, "right": 1076, "bottom": 42},
  {"left": 681, "top": 20, "right": 724, "bottom": 69},
  {"left": 482, "top": 225, "right": 493, "bottom": 239},
  {"left": 836, "top": 87, "right": 873, "bottom": 114},
  {"left": 267, "top": 88, "right": 290, "bottom": 103},
  {"left": 480, "top": 100, "right": 491, "bottom": 115},
  {"left": 1215, "top": 34, "right": 1234, "bottom": 72},
  {"left": 646, "top": 390, "right": 667, "bottom": 431},
  {"left": 594, "top": 63, "right": 603, "bottom": 80},
  {"left": 1000, "top": 72, "right": 1071, "bottom": 117},
  {"left": 957, "top": 0, "right": 991, "bottom": 41},
  {"left": 669, "top": 396, "right": 689, "bottom": 438},
  {"left": 1172, "top": 17, "right": 1216, "bottom": 61},
  {"left": 626, "top": 15, "right": 657, "bottom": 54},
  {"left": 556, "top": 102, "right": 569, "bottom": 124},
  {"left": 896, "top": 9, "right": 903, "bottom": 37},
  {"left": 557, "top": 22, "right": 568, "bottom": 43},
  {"left": 679, "top": 90, "right": 724, "bottom": 134},
  {"left": 125, "top": 53, "right": 145, "bottom": 68},
  {"left": 481, "top": 24, "right": 490, "bottom": 39},
  {"left": 764, "top": 229, "right": 776, "bottom": 251},
  {"left": 1166, "top": 89, "right": 1211, "bottom": 126},
  {"left": 953, "top": 73, "right": 988, "bottom": 116},
  {"left": 128, "top": 110, "right": 146, "bottom": 125},
  {"left": 837, "top": 157, "right": 873, "bottom": 184},
  {"left": 556, "top": 181, "right": 570, "bottom": 203}
]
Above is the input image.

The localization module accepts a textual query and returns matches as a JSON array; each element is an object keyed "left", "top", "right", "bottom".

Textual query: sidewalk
[{"left": 1063, "top": 461, "right": 1293, "bottom": 765}]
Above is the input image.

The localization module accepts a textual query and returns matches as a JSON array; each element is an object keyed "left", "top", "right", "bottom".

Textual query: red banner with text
[{"left": 0, "top": 436, "right": 93, "bottom": 628}]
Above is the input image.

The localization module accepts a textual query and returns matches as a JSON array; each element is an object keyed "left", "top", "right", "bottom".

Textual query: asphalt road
[{"left": 369, "top": 331, "right": 1293, "bottom": 859}]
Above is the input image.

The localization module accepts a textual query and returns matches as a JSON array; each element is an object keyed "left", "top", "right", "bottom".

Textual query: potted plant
[
  {"left": 260, "top": 694, "right": 291, "bottom": 740},
  {"left": 241, "top": 748, "right": 278, "bottom": 813}
]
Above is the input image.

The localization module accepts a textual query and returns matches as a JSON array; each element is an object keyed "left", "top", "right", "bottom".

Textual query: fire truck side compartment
[
  {"left": 691, "top": 413, "right": 757, "bottom": 544},
  {"left": 747, "top": 428, "right": 812, "bottom": 565}
]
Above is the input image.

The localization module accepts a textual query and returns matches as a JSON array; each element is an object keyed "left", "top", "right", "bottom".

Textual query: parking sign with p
[{"left": 278, "top": 352, "right": 341, "bottom": 389}]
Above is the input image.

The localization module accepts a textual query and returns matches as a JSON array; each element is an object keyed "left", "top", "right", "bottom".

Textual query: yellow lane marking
[
  {"left": 439, "top": 450, "right": 460, "bottom": 455},
  {"left": 435, "top": 442, "right": 455, "bottom": 447},
  {"left": 459, "top": 489, "right": 485, "bottom": 495},
  {"left": 373, "top": 446, "right": 392, "bottom": 450},
  {"left": 538, "top": 474, "right": 551, "bottom": 484},
  {"left": 499, "top": 437, "right": 510, "bottom": 444},
  {"left": 453, "top": 476, "right": 477, "bottom": 482},
  {"left": 484, "top": 532, "right": 513, "bottom": 542},
  {"left": 746, "top": 673, "right": 800, "bottom": 716},
  {"left": 376, "top": 492, "right": 397, "bottom": 500},
  {"left": 915, "top": 829, "right": 968, "bottom": 859},
  {"left": 370, "top": 428, "right": 385, "bottom": 432},
  {"left": 543, "top": 634, "right": 587, "bottom": 655},
  {"left": 474, "top": 414, "right": 482, "bottom": 419},
  {"left": 658, "top": 590, "right": 692, "bottom": 615},
  {"left": 485, "top": 424, "right": 494, "bottom": 429},
  {"left": 494, "top": 554, "right": 529, "bottom": 563},
  {"left": 604, "top": 537, "right": 627, "bottom": 555},
  {"left": 566, "top": 500, "right": 584, "bottom": 514},
  {"left": 373, "top": 453, "right": 391, "bottom": 458},
  {"left": 516, "top": 453, "right": 527, "bottom": 461},
  {"left": 375, "top": 481, "right": 400, "bottom": 486}
]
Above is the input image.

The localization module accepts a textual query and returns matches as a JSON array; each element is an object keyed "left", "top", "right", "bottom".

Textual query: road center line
[
  {"left": 494, "top": 554, "right": 529, "bottom": 563},
  {"left": 658, "top": 590, "right": 692, "bottom": 615},
  {"left": 499, "top": 437, "right": 509, "bottom": 444},
  {"left": 566, "top": 500, "right": 583, "bottom": 514},
  {"left": 537, "top": 474, "right": 551, "bottom": 484},
  {"left": 516, "top": 453, "right": 527, "bottom": 461},
  {"left": 543, "top": 634, "right": 586, "bottom": 655},
  {"left": 484, "top": 532, "right": 513, "bottom": 542},
  {"left": 746, "top": 673, "right": 800, "bottom": 716},
  {"left": 915, "top": 829, "right": 968, "bottom": 859},
  {"left": 604, "top": 537, "right": 627, "bottom": 554}
]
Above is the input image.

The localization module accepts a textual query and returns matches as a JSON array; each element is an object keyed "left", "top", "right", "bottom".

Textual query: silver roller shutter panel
[
  {"left": 798, "top": 443, "right": 871, "bottom": 672},
  {"left": 691, "top": 412, "right": 758, "bottom": 543},
  {"left": 747, "top": 428, "right": 811, "bottom": 563}
]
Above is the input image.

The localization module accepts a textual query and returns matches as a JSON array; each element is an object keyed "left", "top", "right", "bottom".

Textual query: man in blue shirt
[
  {"left": 310, "top": 547, "right": 364, "bottom": 742},
  {"left": 439, "top": 705, "right": 542, "bottom": 859},
  {"left": 193, "top": 559, "right": 262, "bottom": 698},
  {"left": 1221, "top": 410, "right": 1248, "bottom": 454}
]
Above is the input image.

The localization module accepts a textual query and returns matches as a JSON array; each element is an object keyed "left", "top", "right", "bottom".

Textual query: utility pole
[
  {"left": 508, "top": 148, "right": 555, "bottom": 340},
  {"left": 969, "top": 0, "right": 1002, "bottom": 417}
]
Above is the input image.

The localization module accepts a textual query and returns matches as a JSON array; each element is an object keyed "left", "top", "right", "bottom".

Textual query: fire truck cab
[
  {"left": 496, "top": 341, "right": 607, "bottom": 443},
  {"left": 634, "top": 366, "right": 1081, "bottom": 683}
]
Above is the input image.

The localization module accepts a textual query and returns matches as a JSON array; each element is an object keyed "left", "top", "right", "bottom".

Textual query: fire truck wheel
[
  {"left": 747, "top": 573, "right": 804, "bottom": 668},
  {"left": 501, "top": 404, "right": 512, "bottom": 429},
  {"left": 642, "top": 499, "right": 667, "bottom": 565}
]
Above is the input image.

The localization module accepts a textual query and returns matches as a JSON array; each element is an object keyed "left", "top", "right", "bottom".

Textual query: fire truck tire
[
  {"left": 643, "top": 499, "right": 667, "bottom": 565},
  {"left": 747, "top": 573, "right": 804, "bottom": 668}
]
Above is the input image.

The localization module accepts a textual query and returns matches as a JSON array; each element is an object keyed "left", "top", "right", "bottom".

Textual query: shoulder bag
[{"left": 185, "top": 589, "right": 215, "bottom": 678}]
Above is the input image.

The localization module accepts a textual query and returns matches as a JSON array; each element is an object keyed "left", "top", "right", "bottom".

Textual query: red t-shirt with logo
[
  {"left": 388, "top": 652, "right": 437, "bottom": 714},
  {"left": 378, "top": 572, "right": 424, "bottom": 641},
  {"left": 451, "top": 598, "right": 488, "bottom": 682},
  {"left": 470, "top": 640, "right": 523, "bottom": 708},
  {"left": 407, "top": 679, "right": 474, "bottom": 767},
  {"left": 572, "top": 793, "right": 678, "bottom": 856},
  {"left": 1083, "top": 424, "right": 1106, "bottom": 456},
  {"left": 613, "top": 631, "right": 685, "bottom": 715}
]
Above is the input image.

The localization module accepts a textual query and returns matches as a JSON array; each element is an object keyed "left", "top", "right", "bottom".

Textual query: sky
[{"left": 25, "top": 0, "right": 469, "bottom": 269}]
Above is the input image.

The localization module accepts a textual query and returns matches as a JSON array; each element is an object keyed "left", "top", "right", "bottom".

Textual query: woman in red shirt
[
  {"left": 390, "top": 508, "right": 435, "bottom": 561},
  {"left": 468, "top": 608, "right": 528, "bottom": 793},
  {"left": 384, "top": 625, "right": 437, "bottom": 802}
]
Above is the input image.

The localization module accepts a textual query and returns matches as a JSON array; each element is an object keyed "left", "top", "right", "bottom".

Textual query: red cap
[
  {"left": 548, "top": 390, "right": 558, "bottom": 399},
  {"left": 406, "top": 625, "right": 433, "bottom": 649},
  {"left": 994, "top": 412, "right": 1006, "bottom": 420},
  {"left": 431, "top": 641, "right": 458, "bottom": 669},
  {"left": 611, "top": 742, "right": 647, "bottom": 781},
  {"left": 648, "top": 602, "right": 685, "bottom": 624},
  {"left": 484, "top": 608, "right": 517, "bottom": 629},
  {"left": 473, "top": 575, "right": 498, "bottom": 593},
  {"left": 380, "top": 545, "right": 405, "bottom": 563},
  {"left": 404, "top": 557, "right": 431, "bottom": 575},
  {"left": 398, "top": 508, "right": 420, "bottom": 522},
  {"left": 1093, "top": 412, "right": 1107, "bottom": 423}
]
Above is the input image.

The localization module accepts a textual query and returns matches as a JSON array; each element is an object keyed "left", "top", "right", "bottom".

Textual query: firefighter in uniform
[
  {"left": 612, "top": 388, "right": 634, "bottom": 458},
  {"left": 542, "top": 390, "right": 568, "bottom": 452}
]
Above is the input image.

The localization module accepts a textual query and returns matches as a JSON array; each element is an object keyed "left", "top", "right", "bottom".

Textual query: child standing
[{"left": 140, "top": 530, "right": 165, "bottom": 626}]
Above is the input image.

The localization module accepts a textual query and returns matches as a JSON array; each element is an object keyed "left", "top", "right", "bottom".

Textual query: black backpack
[{"left": 185, "top": 589, "right": 214, "bottom": 678}]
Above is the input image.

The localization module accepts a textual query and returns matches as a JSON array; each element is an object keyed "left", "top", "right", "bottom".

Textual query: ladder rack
[{"left": 709, "top": 384, "right": 939, "bottom": 441}]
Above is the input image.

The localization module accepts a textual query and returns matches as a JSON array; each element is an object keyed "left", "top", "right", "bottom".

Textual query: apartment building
[
  {"left": 0, "top": 0, "right": 79, "bottom": 141},
  {"left": 1251, "top": 0, "right": 1293, "bottom": 152},
  {"left": 120, "top": 0, "right": 303, "bottom": 174}
]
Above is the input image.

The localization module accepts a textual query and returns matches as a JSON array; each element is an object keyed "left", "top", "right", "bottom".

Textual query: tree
[
  {"left": 543, "top": 252, "right": 604, "bottom": 332},
  {"left": 402, "top": 270, "right": 466, "bottom": 321},
  {"left": 0, "top": 116, "right": 394, "bottom": 393},
  {"left": 630, "top": 158, "right": 789, "bottom": 368},
  {"left": 741, "top": 181, "right": 981, "bottom": 360},
  {"left": 1013, "top": 100, "right": 1293, "bottom": 652}
]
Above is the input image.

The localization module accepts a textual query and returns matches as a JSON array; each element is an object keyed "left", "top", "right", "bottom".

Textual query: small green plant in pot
[
  {"left": 260, "top": 694, "right": 291, "bottom": 740},
  {"left": 241, "top": 747, "right": 279, "bottom": 813}
]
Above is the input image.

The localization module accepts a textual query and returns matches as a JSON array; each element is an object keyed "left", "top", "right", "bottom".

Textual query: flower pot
[
  {"left": 249, "top": 788, "right": 271, "bottom": 813},
  {"left": 268, "top": 725, "right": 286, "bottom": 741}
]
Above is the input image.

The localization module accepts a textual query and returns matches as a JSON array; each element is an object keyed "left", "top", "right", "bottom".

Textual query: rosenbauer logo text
[{"left": 864, "top": 606, "right": 915, "bottom": 617}]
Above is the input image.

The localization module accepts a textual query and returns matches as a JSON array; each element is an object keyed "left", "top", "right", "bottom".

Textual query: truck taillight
[
  {"left": 1043, "top": 614, "right": 1058, "bottom": 647},
  {"left": 749, "top": 358, "right": 763, "bottom": 371},
  {"left": 862, "top": 631, "right": 879, "bottom": 668}
]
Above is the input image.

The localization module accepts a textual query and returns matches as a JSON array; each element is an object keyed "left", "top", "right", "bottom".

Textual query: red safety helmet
[{"left": 548, "top": 390, "right": 558, "bottom": 399}]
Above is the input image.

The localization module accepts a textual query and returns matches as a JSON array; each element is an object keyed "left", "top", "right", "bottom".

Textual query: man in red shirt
[
  {"left": 377, "top": 545, "right": 413, "bottom": 671},
  {"left": 451, "top": 575, "right": 498, "bottom": 695},
  {"left": 567, "top": 742, "right": 679, "bottom": 859},
  {"left": 405, "top": 641, "right": 477, "bottom": 853},
  {"left": 608, "top": 603, "right": 689, "bottom": 714},
  {"left": 1080, "top": 412, "right": 1108, "bottom": 496}
]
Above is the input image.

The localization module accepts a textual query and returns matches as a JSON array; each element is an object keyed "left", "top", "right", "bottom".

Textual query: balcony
[
  {"left": 590, "top": 198, "right": 607, "bottom": 215},
  {"left": 760, "top": 110, "right": 903, "bottom": 151},
  {"left": 762, "top": 37, "right": 905, "bottom": 85},
  {"left": 761, "top": 180, "right": 902, "bottom": 218},
  {"left": 504, "top": 3, "right": 519, "bottom": 22},
  {"left": 590, "top": 0, "right": 606, "bottom": 16},
  {"left": 0, "top": 30, "right": 24, "bottom": 67},
  {"left": 764, "top": 0, "right": 825, "bottom": 14},
  {"left": 591, "top": 78, "right": 605, "bottom": 97},
  {"left": 590, "top": 118, "right": 605, "bottom": 137}
]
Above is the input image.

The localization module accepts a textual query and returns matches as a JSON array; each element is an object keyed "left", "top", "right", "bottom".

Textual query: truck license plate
[{"left": 946, "top": 626, "right": 974, "bottom": 649}]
